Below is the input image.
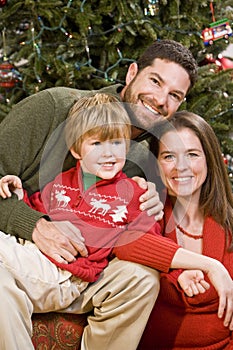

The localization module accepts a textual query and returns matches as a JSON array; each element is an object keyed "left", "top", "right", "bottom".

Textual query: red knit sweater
[
  {"left": 24, "top": 162, "right": 161, "bottom": 282},
  {"left": 137, "top": 200, "right": 233, "bottom": 350}
]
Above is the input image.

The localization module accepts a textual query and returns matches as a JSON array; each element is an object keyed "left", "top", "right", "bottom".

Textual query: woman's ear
[
  {"left": 70, "top": 148, "right": 81, "bottom": 160},
  {"left": 125, "top": 62, "right": 139, "bottom": 85}
]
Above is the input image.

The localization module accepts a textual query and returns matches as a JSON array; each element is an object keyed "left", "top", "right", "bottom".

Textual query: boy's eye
[
  {"left": 112, "top": 140, "right": 122, "bottom": 145},
  {"left": 93, "top": 141, "right": 101, "bottom": 146}
]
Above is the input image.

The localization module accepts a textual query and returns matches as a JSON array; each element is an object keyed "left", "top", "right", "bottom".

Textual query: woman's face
[{"left": 158, "top": 127, "right": 207, "bottom": 199}]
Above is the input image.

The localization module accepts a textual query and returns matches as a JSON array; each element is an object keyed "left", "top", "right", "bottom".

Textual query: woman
[{"left": 138, "top": 111, "right": 233, "bottom": 349}]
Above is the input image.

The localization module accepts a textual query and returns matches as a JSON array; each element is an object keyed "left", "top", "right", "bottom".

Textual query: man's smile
[{"left": 142, "top": 101, "right": 160, "bottom": 115}]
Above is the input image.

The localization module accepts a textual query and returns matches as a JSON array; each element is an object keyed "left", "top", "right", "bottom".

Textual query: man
[
  {"left": 0, "top": 39, "right": 201, "bottom": 350},
  {"left": 0, "top": 40, "right": 197, "bottom": 262}
]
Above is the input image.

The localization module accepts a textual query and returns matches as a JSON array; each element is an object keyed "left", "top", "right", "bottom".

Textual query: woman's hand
[
  {"left": 206, "top": 260, "right": 233, "bottom": 330},
  {"left": 171, "top": 248, "right": 233, "bottom": 330},
  {"left": 132, "top": 176, "right": 164, "bottom": 221}
]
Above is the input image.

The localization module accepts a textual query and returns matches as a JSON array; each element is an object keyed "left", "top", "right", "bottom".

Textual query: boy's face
[
  {"left": 121, "top": 59, "right": 191, "bottom": 137},
  {"left": 71, "top": 135, "right": 127, "bottom": 179}
]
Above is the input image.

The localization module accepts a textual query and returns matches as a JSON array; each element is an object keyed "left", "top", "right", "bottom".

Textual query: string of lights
[
  {"left": 0, "top": 0, "right": 232, "bottom": 167},
  {"left": 11, "top": 0, "right": 202, "bottom": 84}
]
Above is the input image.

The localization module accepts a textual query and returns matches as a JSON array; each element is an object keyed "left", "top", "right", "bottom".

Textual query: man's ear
[
  {"left": 125, "top": 62, "right": 138, "bottom": 85},
  {"left": 70, "top": 148, "right": 81, "bottom": 160}
]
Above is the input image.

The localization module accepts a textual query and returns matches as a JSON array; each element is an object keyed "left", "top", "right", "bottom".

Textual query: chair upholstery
[{"left": 32, "top": 312, "right": 87, "bottom": 349}]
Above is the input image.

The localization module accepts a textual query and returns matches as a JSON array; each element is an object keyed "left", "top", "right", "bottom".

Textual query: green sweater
[{"left": 0, "top": 85, "right": 151, "bottom": 240}]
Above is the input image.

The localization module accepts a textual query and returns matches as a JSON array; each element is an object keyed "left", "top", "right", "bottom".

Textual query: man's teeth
[{"left": 143, "top": 102, "right": 157, "bottom": 114}]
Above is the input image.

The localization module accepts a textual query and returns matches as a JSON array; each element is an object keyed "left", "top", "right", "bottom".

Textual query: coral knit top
[{"left": 137, "top": 198, "right": 233, "bottom": 350}]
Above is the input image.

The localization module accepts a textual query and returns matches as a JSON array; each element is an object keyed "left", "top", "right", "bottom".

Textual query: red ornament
[
  {"left": 217, "top": 56, "right": 233, "bottom": 70},
  {"left": 0, "top": 62, "right": 19, "bottom": 88},
  {"left": 222, "top": 154, "right": 229, "bottom": 165},
  {"left": 199, "top": 54, "right": 233, "bottom": 73},
  {"left": 0, "top": 0, "right": 7, "bottom": 8}
]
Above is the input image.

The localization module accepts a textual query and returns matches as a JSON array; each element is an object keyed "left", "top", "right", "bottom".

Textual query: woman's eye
[
  {"left": 187, "top": 152, "right": 199, "bottom": 158},
  {"left": 163, "top": 154, "right": 175, "bottom": 161}
]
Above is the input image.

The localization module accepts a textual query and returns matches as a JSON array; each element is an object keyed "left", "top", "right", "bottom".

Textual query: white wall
[{"left": 221, "top": 43, "right": 233, "bottom": 57}]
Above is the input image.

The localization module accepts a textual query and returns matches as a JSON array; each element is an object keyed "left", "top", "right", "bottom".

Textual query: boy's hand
[
  {"left": 132, "top": 177, "right": 164, "bottom": 221},
  {"left": 178, "top": 270, "right": 210, "bottom": 297},
  {"left": 0, "top": 175, "right": 22, "bottom": 199}
]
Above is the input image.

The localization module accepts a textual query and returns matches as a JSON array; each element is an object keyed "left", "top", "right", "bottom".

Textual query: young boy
[{"left": 0, "top": 92, "right": 162, "bottom": 312}]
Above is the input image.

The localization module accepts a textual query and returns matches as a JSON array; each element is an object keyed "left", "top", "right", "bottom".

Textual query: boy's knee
[
  {"left": 111, "top": 258, "right": 160, "bottom": 296},
  {"left": 132, "top": 262, "right": 160, "bottom": 295}
]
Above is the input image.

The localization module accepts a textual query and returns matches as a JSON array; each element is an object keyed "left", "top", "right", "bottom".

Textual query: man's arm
[
  {"left": 0, "top": 90, "right": 56, "bottom": 239},
  {"left": 0, "top": 87, "right": 78, "bottom": 240}
]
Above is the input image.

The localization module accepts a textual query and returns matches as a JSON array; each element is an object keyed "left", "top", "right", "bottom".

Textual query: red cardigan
[
  {"left": 137, "top": 199, "right": 233, "bottom": 350},
  {"left": 24, "top": 162, "right": 161, "bottom": 282}
]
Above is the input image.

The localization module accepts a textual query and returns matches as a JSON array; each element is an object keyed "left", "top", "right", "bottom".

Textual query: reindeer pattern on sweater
[{"left": 24, "top": 162, "right": 160, "bottom": 282}]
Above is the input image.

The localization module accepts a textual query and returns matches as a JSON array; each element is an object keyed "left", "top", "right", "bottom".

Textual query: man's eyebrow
[{"left": 150, "top": 72, "right": 163, "bottom": 81}]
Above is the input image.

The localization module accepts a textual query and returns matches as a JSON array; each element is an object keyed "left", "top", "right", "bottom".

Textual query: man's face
[{"left": 121, "top": 59, "right": 191, "bottom": 137}]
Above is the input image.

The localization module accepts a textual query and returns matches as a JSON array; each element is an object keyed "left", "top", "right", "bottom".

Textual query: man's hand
[
  {"left": 32, "top": 218, "right": 88, "bottom": 264},
  {"left": 132, "top": 176, "right": 164, "bottom": 221}
]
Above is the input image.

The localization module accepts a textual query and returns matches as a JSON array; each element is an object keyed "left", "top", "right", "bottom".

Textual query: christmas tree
[{"left": 0, "top": 0, "right": 232, "bottom": 185}]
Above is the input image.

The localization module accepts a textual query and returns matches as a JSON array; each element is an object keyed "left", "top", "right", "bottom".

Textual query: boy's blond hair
[{"left": 65, "top": 93, "right": 131, "bottom": 154}]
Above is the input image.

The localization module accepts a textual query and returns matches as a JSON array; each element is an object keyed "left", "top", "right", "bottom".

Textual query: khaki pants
[{"left": 0, "top": 232, "right": 160, "bottom": 350}]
